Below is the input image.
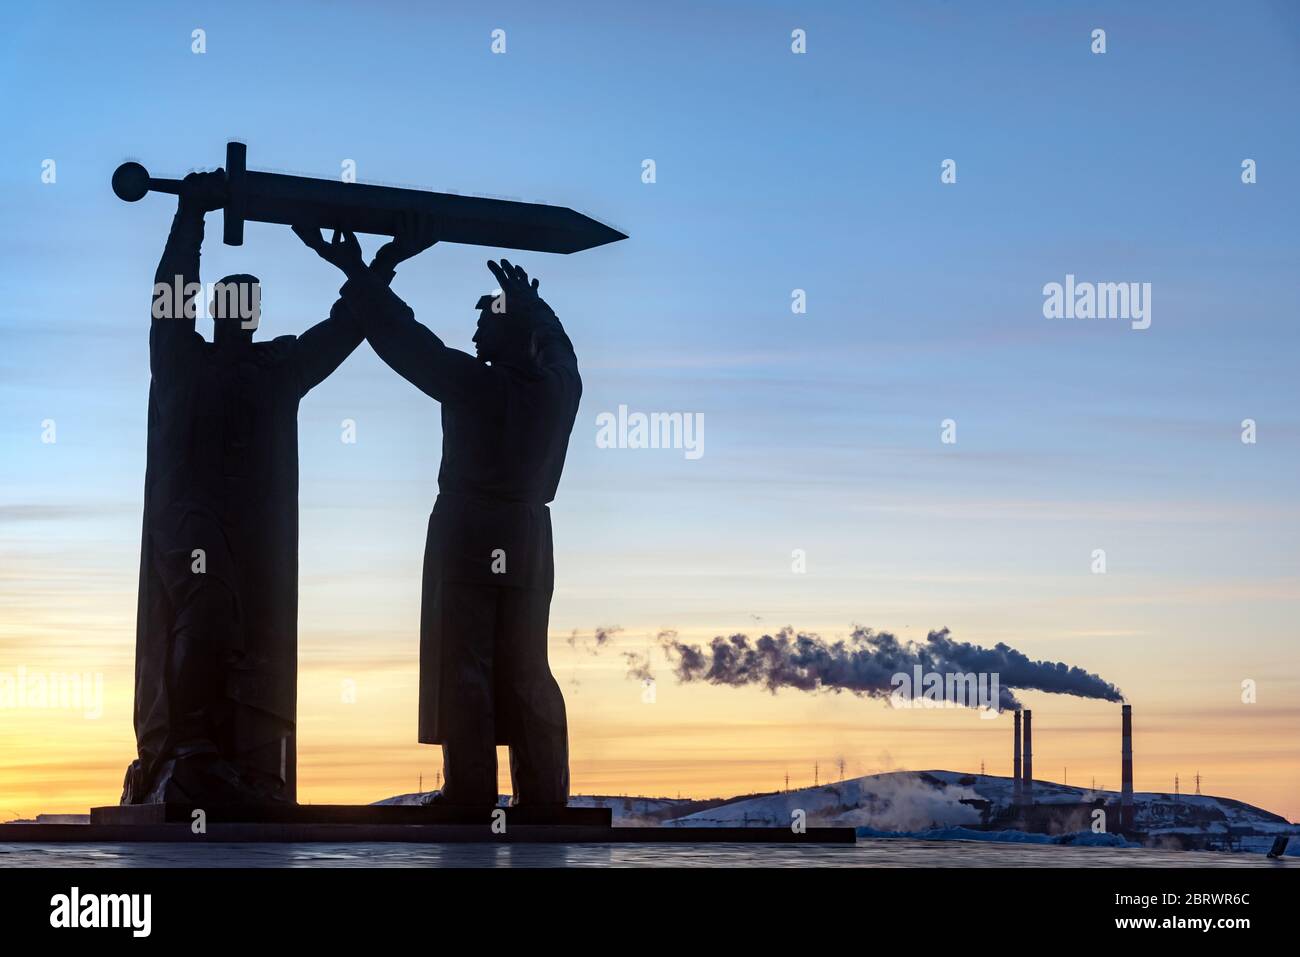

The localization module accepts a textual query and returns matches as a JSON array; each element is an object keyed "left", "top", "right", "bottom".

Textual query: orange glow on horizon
[{"left": 2, "top": 636, "right": 1297, "bottom": 823}]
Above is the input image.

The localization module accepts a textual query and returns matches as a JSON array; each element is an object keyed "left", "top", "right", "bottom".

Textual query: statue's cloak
[{"left": 132, "top": 332, "right": 306, "bottom": 801}]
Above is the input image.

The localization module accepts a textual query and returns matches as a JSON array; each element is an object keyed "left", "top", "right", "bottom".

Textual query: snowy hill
[
  {"left": 378, "top": 770, "right": 1296, "bottom": 853},
  {"left": 664, "top": 770, "right": 1297, "bottom": 852}
]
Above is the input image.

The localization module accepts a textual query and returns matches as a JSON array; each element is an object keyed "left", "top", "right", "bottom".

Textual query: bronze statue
[
  {"left": 295, "top": 216, "right": 579, "bottom": 807},
  {"left": 116, "top": 143, "right": 614, "bottom": 810},
  {"left": 124, "top": 172, "right": 411, "bottom": 805}
]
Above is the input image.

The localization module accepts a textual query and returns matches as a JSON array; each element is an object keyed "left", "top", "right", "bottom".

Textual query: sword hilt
[{"left": 112, "top": 142, "right": 248, "bottom": 245}]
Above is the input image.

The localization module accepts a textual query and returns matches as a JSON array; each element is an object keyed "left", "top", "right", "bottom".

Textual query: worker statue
[{"left": 294, "top": 215, "right": 579, "bottom": 807}]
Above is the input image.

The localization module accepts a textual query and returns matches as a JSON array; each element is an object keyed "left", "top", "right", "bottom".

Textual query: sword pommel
[{"left": 111, "top": 162, "right": 155, "bottom": 203}]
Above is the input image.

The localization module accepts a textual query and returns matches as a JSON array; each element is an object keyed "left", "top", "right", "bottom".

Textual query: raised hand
[
  {"left": 292, "top": 225, "right": 365, "bottom": 278},
  {"left": 486, "top": 258, "right": 545, "bottom": 318},
  {"left": 178, "top": 169, "right": 227, "bottom": 213},
  {"left": 374, "top": 211, "right": 439, "bottom": 270}
]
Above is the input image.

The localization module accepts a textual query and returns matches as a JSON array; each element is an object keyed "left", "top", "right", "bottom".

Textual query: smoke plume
[
  {"left": 568, "top": 625, "right": 623, "bottom": 656},
  {"left": 629, "top": 626, "right": 1122, "bottom": 711}
]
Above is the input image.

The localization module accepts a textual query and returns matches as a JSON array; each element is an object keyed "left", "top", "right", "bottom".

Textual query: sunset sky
[{"left": 2, "top": 1, "right": 1297, "bottom": 822}]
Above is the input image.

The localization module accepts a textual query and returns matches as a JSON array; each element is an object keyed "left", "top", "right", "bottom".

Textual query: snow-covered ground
[
  {"left": 667, "top": 771, "right": 987, "bottom": 830},
  {"left": 663, "top": 770, "right": 1298, "bottom": 853},
  {"left": 380, "top": 770, "right": 1297, "bottom": 855}
]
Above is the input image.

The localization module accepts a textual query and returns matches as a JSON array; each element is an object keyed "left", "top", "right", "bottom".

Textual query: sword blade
[{"left": 243, "top": 171, "right": 627, "bottom": 254}]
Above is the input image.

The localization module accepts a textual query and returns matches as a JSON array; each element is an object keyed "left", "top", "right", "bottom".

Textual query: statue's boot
[{"left": 145, "top": 738, "right": 250, "bottom": 805}]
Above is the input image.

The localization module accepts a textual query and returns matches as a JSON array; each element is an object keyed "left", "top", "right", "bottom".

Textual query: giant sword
[{"left": 112, "top": 141, "right": 627, "bottom": 254}]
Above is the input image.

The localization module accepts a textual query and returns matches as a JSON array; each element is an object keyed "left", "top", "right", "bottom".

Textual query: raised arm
[
  {"left": 292, "top": 218, "right": 502, "bottom": 409},
  {"left": 532, "top": 304, "right": 581, "bottom": 394},
  {"left": 340, "top": 266, "right": 502, "bottom": 408},
  {"left": 149, "top": 171, "right": 224, "bottom": 376},
  {"left": 290, "top": 298, "right": 365, "bottom": 397},
  {"left": 287, "top": 227, "right": 377, "bottom": 395}
]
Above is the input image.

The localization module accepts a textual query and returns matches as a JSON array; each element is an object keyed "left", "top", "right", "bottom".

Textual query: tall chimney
[
  {"left": 1121, "top": 704, "right": 1134, "bottom": 831},
  {"left": 1022, "top": 709, "right": 1033, "bottom": 805},
  {"left": 1013, "top": 708, "right": 1022, "bottom": 805}
]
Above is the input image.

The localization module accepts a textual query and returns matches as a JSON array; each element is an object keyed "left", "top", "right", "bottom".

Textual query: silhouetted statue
[
  {"left": 124, "top": 172, "right": 400, "bottom": 805},
  {"left": 295, "top": 216, "right": 579, "bottom": 807}
]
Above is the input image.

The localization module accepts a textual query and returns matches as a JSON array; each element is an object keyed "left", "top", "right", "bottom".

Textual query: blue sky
[{"left": 2, "top": 1, "right": 1298, "bottom": 813}]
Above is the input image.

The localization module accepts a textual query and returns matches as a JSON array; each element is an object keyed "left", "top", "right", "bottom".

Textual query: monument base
[
  {"left": 0, "top": 820, "right": 854, "bottom": 844},
  {"left": 1, "top": 803, "right": 855, "bottom": 843},
  {"left": 90, "top": 802, "right": 610, "bottom": 828}
]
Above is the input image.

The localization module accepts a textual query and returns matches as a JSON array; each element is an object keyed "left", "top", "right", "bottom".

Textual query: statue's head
[
  {"left": 210, "top": 274, "right": 261, "bottom": 348},
  {"left": 472, "top": 293, "right": 535, "bottom": 368}
]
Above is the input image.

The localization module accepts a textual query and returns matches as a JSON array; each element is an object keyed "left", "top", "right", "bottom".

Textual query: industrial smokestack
[
  {"left": 1121, "top": 704, "right": 1134, "bottom": 831},
  {"left": 1022, "top": 709, "right": 1033, "bottom": 805},
  {"left": 1013, "top": 708, "right": 1022, "bottom": 806}
]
